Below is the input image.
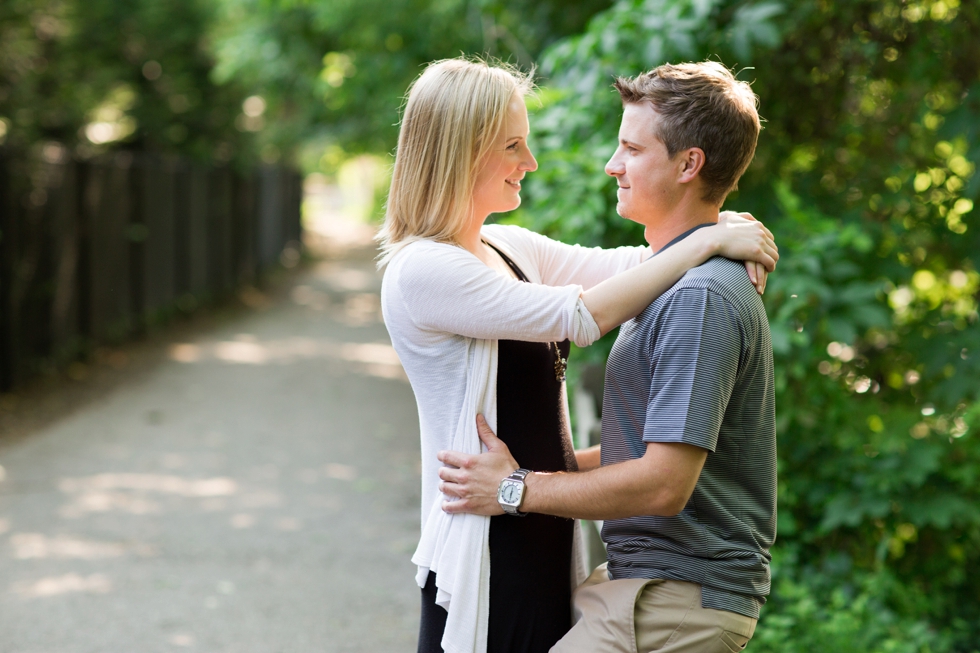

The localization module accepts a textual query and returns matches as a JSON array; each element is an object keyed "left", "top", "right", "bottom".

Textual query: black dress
[{"left": 418, "top": 245, "right": 577, "bottom": 653}]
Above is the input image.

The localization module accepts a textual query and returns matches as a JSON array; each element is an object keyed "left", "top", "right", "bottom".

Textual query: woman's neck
[{"left": 456, "top": 213, "right": 489, "bottom": 257}]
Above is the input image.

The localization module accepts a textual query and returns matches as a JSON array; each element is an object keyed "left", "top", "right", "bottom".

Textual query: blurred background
[{"left": 1, "top": 0, "right": 979, "bottom": 651}]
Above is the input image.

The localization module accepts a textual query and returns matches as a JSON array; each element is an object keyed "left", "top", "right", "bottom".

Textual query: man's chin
[{"left": 616, "top": 203, "right": 640, "bottom": 224}]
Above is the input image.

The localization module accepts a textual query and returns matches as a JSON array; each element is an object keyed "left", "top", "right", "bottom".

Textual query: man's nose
[{"left": 605, "top": 149, "right": 624, "bottom": 177}]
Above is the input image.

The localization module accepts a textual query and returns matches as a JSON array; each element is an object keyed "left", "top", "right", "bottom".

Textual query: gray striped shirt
[{"left": 600, "top": 225, "right": 776, "bottom": 619}]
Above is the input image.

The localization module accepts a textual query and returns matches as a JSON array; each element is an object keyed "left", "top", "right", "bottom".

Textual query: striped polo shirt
[{"left": 600, "top": 224, "right": 776, "bottom": 619}]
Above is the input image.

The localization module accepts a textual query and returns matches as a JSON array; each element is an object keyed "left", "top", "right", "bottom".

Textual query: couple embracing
[{"left": 380, "top": 56, "right": 777, "bottom": 653}]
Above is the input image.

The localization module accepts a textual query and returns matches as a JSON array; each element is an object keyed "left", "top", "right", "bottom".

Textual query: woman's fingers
[
  {"left": 743, "top": 260, "right": 770, "bottom": 294},
  {"left": 754, "top": 262, "right": 768, "bottom": 294},
  {"left": 725, "top": 211, "right": 775, "bottom": 245}
]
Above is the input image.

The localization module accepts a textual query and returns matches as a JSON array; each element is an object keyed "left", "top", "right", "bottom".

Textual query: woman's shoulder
[
  {"left": 482, "top": 222, "right": 535, "bottom": 242},
  {"left": 481, "top": 223, "right": 547, "bottom": 256},
  {"left": 388, "top": 238, "right": 468, "bottom": 271},
  {"left": 385, "top": 238, "right": 486, "bottom": 292}
]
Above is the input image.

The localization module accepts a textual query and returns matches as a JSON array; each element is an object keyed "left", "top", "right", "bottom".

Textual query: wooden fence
[{"left": 0, "top": 146, "right": 302, "bottom": 391}]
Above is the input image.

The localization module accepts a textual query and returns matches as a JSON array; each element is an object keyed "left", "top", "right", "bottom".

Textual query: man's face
[{"left": 604, "top": 102, "right": 684, "bottom": 233}]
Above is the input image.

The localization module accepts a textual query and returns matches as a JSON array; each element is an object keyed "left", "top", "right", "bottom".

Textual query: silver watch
[{"left": 497, "top": 468, "right": 531, "bottom": 516}]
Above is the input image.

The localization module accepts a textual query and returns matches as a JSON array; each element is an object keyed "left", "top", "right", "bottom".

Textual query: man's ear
[{"left": 677, "top": 147, "right": 706, "bottom": 184}]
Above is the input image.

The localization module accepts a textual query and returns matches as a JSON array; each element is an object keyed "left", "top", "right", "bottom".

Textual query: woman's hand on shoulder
[{"left": 712, "top": 211, "right": 778, "bottom": 294}]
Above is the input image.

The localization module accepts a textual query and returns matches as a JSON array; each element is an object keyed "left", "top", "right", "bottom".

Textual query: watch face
[{"left": 499, "top": 481, "right": 521, "bottom": 505}]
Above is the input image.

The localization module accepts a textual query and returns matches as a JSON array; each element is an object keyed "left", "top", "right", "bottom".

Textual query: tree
[
  {"left": 207, "top": 0, "right": 614, "bottom": 165},
  {"left": 513, "top": 0, "right": 980, "bottom": 648},
  {"left": 0, "top": 0, "right": 258, "bottom": 163}
]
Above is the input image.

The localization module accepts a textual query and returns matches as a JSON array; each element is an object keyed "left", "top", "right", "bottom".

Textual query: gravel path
[{"left": 0, "top": 244, "right": 422, "bottom": 652}]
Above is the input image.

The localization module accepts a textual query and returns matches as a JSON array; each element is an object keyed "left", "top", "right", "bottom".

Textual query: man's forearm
[
  {"left": 522, "top": 455, "right": 688, "bottom": 520},
  {"left": 438, "top": 419, "right": 707, "bottom": 520}
]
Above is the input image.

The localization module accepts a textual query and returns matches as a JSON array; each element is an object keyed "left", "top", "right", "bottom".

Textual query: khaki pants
[{"left": 551, "top": 564, "right": 757, "bottom": 653}]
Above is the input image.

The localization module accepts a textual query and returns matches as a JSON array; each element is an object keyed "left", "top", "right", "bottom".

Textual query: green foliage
[
  {"left": 512, "top": 0, "right": 980, "bottom": 648},
  {"left": 208, "top": 0, "right": 614, "bottom": 166},
  {"left": 753, "top": 550, "right": 952, "bottom": 653},
  {"left": 0, "top": 0, "right": 262, "bottom": 163}
]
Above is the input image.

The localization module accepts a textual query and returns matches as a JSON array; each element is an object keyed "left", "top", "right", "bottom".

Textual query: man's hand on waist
[{"left": 437, "top": 415, "right": 517, "bottom": 516}]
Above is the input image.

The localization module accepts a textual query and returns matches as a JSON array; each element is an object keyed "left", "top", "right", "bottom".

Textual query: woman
[{"left": 378, "top": 58, "right": 776, "bottom": 653}]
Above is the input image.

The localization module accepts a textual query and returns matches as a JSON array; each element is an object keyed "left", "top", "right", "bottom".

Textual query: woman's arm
[
  {"left": 582, "top": 216, "right": 777, "bottom": 336},
  {"left": 575, "top": 445, "right": 601, "bottom": 471},
  {"left": 488, "top": 211, "right": 772, "bottom": 294},
  {"left": 390, "top": 215, "right": 775, "bottom": 345}
]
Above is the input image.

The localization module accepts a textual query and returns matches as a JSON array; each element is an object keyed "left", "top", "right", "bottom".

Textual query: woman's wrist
[{"left": 690, "top": 226, "right": 722, "bottom": 262}]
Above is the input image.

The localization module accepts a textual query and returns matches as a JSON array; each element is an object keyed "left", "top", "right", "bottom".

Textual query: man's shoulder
[
  {"left": 677, "top": 256, "right": 753, "bottom": 291},
  {"left": 627, "top": 257, "right": 763, "bottom": 337},
  {"left": 667, "top": 257, "right": 763, "bottom": 313}
]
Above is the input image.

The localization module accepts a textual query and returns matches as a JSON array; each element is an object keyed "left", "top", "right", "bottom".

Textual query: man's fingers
[
  {"left": 439, "top": 481, "right": 463, "bottom": 498},
  {"left": 438, "top": 465, "right": 467, "bottom": 483},
  {"left": 437, "top": 449, "right": 473, "bottom": 469},
  {"left": 476, "top": 414, "right": 503, "bottom": 451},
  {"left": 442, "top": 499, "right": 468, "bottom": 514}
]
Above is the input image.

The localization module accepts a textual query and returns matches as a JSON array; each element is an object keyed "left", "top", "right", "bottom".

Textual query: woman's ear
[{"left": 677, "top": 147, "right": 706, "bottom": 184}]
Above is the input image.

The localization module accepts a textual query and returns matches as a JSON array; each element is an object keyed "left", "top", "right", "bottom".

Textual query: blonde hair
[{"left": 376, "top": 57, "right": 533, "bottom": 266}]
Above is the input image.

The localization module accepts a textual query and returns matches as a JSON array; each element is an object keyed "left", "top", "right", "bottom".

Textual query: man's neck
[{"left": 643, "top": 203, "right": 720, "bottom": 252}]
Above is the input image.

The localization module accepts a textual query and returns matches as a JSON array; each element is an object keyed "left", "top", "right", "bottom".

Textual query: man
[{"left": 437, "top": 61, "right": 776, "bottom": 652}]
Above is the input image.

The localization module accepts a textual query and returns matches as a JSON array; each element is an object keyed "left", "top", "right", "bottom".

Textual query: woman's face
[{"left": 471, "top": 94, "right": 538, "bottom": 220}]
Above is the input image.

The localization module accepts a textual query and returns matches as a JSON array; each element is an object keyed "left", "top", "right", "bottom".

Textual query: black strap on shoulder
[{"left": 483, "top": 240, "right": 529, "bottom": 283}]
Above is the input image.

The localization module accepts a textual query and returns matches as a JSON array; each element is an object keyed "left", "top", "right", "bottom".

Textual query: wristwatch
[{"left": 497, "top": 468, "right": 531, "bottom": 516}]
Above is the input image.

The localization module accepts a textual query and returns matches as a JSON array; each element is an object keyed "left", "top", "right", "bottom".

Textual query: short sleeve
[{"left": 642, "top": 288, "right": 743, "bottom": 452}]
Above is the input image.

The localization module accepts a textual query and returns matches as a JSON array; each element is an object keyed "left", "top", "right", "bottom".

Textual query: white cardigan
[{"left": 381, "top": 224, "right": 647, "bottom": 653}]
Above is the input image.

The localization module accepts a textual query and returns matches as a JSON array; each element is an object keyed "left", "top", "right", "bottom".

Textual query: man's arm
[
  {"left": 440, "top": 285, "right": 744, "bottom": 521},
  {"left": 438, "top": 416, "right": 707, "bottom": 520}
]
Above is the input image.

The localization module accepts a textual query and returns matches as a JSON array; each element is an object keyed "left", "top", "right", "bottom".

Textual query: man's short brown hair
[{"left": 613, "top": 61, "right": 760, "bottom": 205}]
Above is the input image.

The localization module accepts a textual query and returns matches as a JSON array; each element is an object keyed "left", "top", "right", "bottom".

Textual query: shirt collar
[{"left": 653, "top": 223, "right": 716, "bottom": 256}]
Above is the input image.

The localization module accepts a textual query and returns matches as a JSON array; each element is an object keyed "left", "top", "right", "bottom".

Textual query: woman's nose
[{"left": 521, "top": 144, "right": 538, "bottom": 172}]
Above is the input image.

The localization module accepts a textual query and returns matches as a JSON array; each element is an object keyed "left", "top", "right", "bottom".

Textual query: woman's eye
[{"left": 506, "top": 142, "right": 519, "bottom": 151}]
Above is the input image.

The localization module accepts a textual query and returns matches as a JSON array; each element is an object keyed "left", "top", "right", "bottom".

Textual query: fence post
[
  {"left": 140, "top": 155, "right": 177, "bottom": 322},
  {"left": 49, "top": 149, "right": 81, "bottom": 360},
  {"left": 128, "top": 153, "right": 145, "bottom": 334},
  {"left": 0, "top": 150, "right": 12, "bottom": 391},
  {"left": 186, "top": 162, "right": 209, "bottom": 301}
]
